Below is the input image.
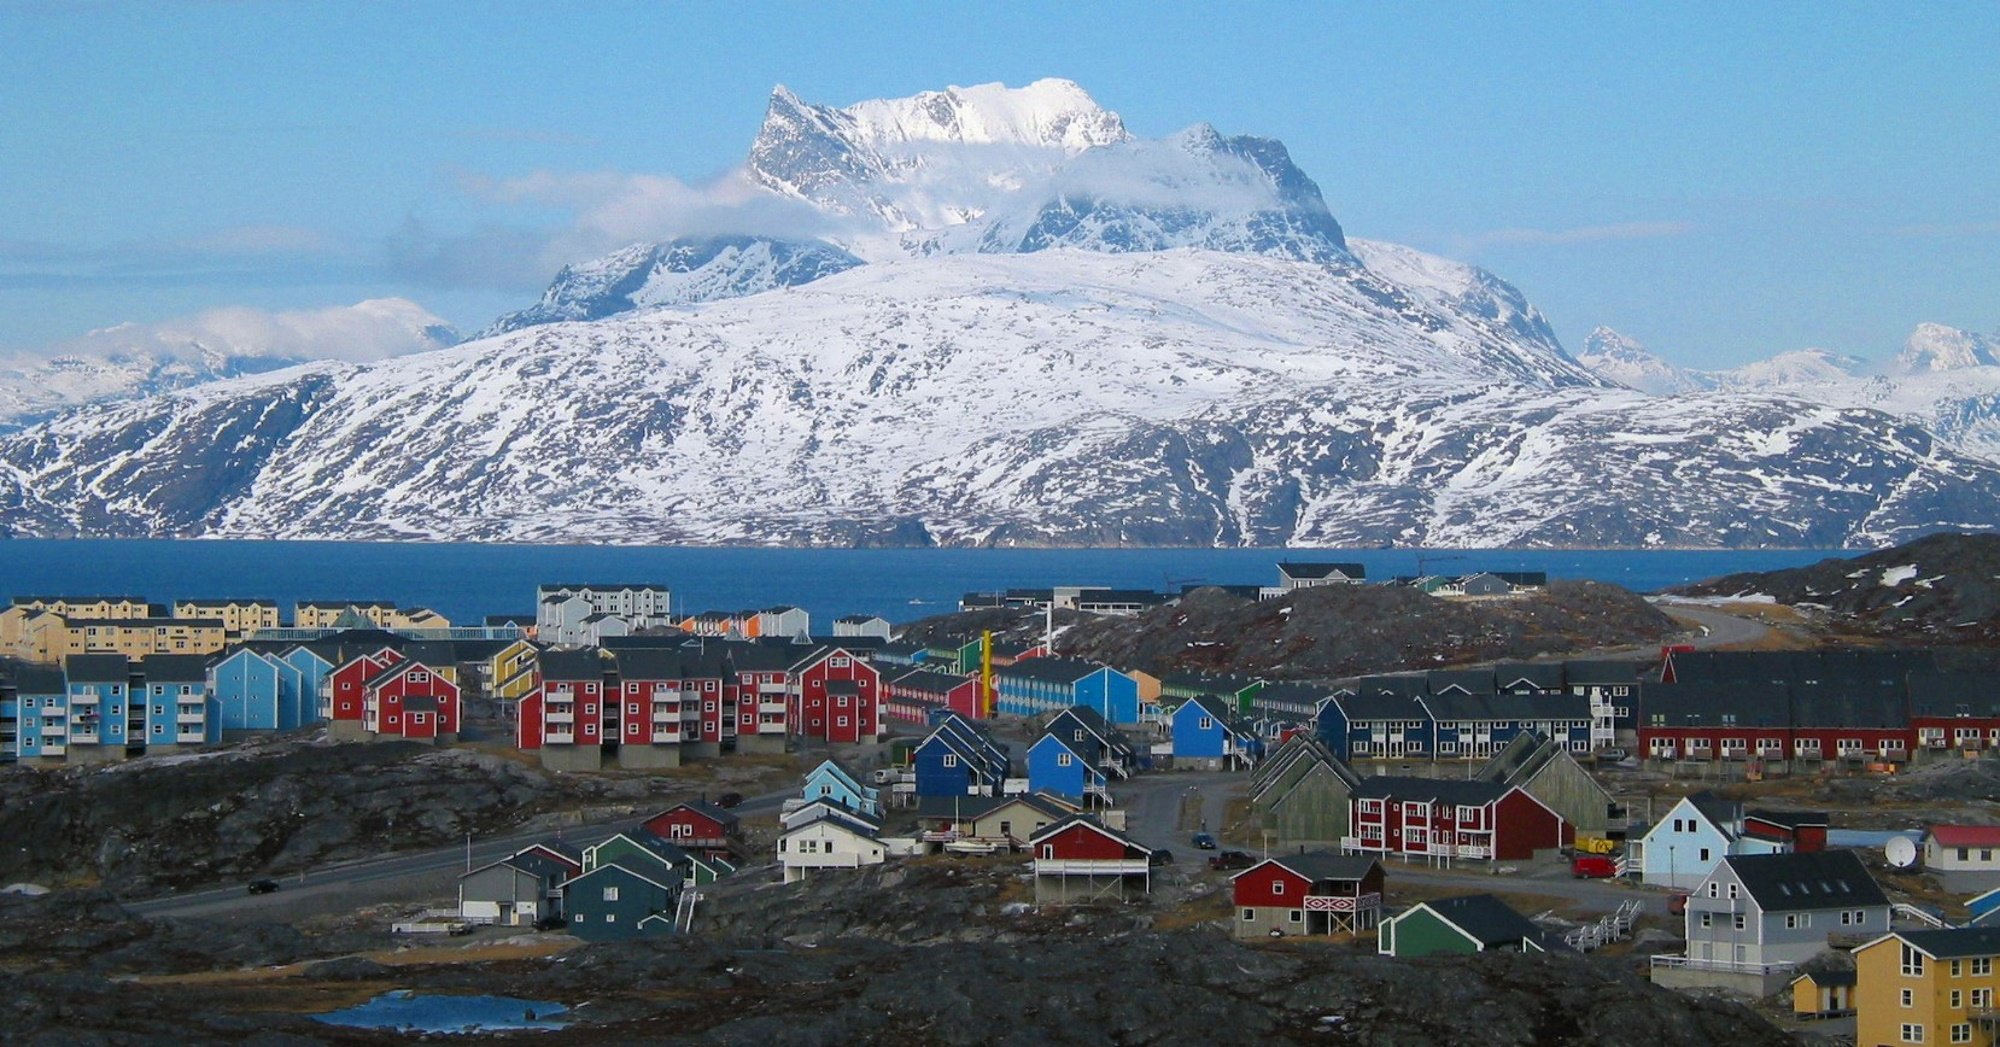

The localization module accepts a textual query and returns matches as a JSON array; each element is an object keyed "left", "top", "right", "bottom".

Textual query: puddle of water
[{"left": 313, "top": 990, "right": 570, "bottom": 1033}]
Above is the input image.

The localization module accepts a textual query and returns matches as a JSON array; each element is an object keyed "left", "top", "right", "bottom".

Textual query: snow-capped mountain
[
  {"left": 1, "top": 80, "right": 1993, "bottom": 549},
  {"left": 1573, "top": 327, "right": 1708, "bottom": 396},
  {"left": 0, "top": 298, "right": 457, "bottom": 428},
  {"left": 1580, "top": 323, "right": 2000, "bottom": 461},
  {"left": 479, "top": 237, "right": 861, "bottom": 337}
]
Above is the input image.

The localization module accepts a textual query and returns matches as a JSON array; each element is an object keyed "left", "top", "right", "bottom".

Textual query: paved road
[
  {"left": 1109, "top": 770, "right": 1244, "bottom": 857},
  {"left": 1389, "top": 862, "right": 1675, "bottom": 917},
  {"left": 1652, "top": 601, "right": 1774, "bottom": 649},
  {"left": 125, "top": 786, "right": 797, "bottom": 921}
]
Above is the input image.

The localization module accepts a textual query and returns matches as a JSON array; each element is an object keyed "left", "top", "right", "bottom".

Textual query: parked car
[
  {"left": 1571, "top": 854, "right": 1621, "bottom": 879},
  {"left": 1191, "top": 832, "right": 1218, "bottom": 850},
  {"left": 1593, "top": 747, "right": 1630, "bottom": 762},
  {"left": 1208, "top": 850, "right": 1255, "bottom": 871},
  {"left": 246, "top": 879, "right": 280, "bottom": 895},
  {"left": 715, "top": 792, "right": 744, "bottom": 808},
  {"left": 1150, "top": 848, "right": 1175, "bottom": 866}
]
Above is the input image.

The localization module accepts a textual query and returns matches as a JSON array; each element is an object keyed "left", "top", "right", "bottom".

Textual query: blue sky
[{"left": 1, "top": 1, "right": 1994, "bottom": 368}]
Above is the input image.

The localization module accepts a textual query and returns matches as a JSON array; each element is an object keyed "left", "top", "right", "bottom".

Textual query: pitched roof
[
  {"left": 1405, "top": 894, "right": 1546, "bottom": 947},
  {"left": 1744, "top": 809, "right": 1828, "bottom": 831},
  {"left": 1908, "top": 674, "right": 2000, "bottom": 719},
  {"left": 1253, "top": 851, "right": 1380, "bottom": 884},
  {"left": 1001, "top": 656, "right": 1111, "bottom": 685},
  {"left": 138, "top": 653, "right": 211, "bottom": 682},
  {"left": 1929, "top": 825, "right": 2000, "bottom": 848},
  {"left": 1027, "top": 814, "right": 1151, "bottom": 855},
  {"left": 538, "top": 648, "right": 609, "bottom": 680},
  {"left": 1894, "top": 928, "right": 2000, "bottom": 960},
  {"left": 1563, "top": 660, "right": 1640, "bottom": 685},
  {"left": 1724, "top": 849, "right": 1887, "bottom": 912},
  {"left": 784, "top": 807, "right": 883, "bottom": 840},
  {"left": 64, "top": 654, "right": 132, "bottom": 682},
  {"left": 1350, "top": 776, "right": 1510, "bottom": 806},
  {"left": 1278, "top": 561, "right": 1366, "bottom": 580},
  {"left": 655, "top": 798, "right": 740, "bottom": 831}
]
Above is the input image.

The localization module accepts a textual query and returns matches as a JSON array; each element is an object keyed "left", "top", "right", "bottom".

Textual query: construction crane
[{"left": 1414, "top": 553, "right": 1466, "bottom": 578}]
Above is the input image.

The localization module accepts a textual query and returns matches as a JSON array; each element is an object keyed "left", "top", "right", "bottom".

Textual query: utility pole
[{"left": 465, "top": 832, "right": 473, "bottom": 873}]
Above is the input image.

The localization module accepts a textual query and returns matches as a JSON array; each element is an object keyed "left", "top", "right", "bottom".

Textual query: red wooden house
[
  {"left": 1347, "top": 778, "right": 1569, "bottom": 862},
  {"left": 1788, "top": 681, "right": 1913, "bottom": 764},
  {"left": 788, "top": 646, "right": 882, "bottom": 744},
  {"left": 885, "top": 668, "right": 984, "bottom": 724},
  {"left": 1910, "top": 673, "right": 2000, "bottom": 752},
  {"left": 515, "top": 684, "right": 544, "bottom": 751},
  {"left": 1742, "top": 809, "right": 1828, "bottom": 853},
  {"left": 1029, "top": 815, "right": 1153, "bottom": 902},
  {"left": 362, "top": 658, "right": 459, "bottom": 741},
  {"left": 324, "top": 648, "right": 404, "bottom": 726},
  {"left": 535, "top": 649, "right": 610, "bottom": 751},
  {"left": 1231, "top": 852, "right": 1384, "bottom": 937},
  {"left": 717, "top": 644, "right": 794, "bottom": 752},
  {"left": 640, "top": 799, "right": 742, "bottom": 862}
]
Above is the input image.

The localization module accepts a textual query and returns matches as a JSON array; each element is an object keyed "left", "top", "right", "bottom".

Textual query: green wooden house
[{"left": 1378, "top": 894, "right": 1553, "bottom": 958}]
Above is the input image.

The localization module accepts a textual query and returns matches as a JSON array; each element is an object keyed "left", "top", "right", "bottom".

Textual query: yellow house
[
  {"left": 1791, "top": 969, "right": 1856, "bottom": 1018},
  {"left": 2, "top": 597, "right": 151, "bottom": 655},
  {"left": 73, "top": 618, "right": 228, "bottom": 659},
  {"left": 486, "top": 638, "right": 542, "bottom": 701},
  {"left": 1854, "top": 928, "right": 2000, "bottom": 1047},
  {"left": 172, "top": 599, "right": 281, "bottom": 639}
]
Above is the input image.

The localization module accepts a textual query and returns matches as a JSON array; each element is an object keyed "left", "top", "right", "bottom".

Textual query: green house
[
  {"left": 585, "top": 831, "right": 693, "bottom": 886},
  {"left": 1377, "top": 895, "right": 1551, "bottom": 958},
  {"left": 1160, "top": 672, "right": 1263, "bottom": 717},
  {"left": 562, "top": 862, "right": 679, "bottom": 942}
]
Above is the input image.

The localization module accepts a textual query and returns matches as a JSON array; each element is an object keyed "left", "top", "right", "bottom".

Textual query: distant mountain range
[{"left": 1, "top": 79, "right": 1996, "bottom": 548}]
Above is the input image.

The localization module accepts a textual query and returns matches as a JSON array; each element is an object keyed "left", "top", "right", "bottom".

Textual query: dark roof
[
  {"left": 1640, "top": 682, "right": 1788, "bottom": 729},
  {"left": 1327, "top": 690, "right": 1424, "bottom": 722},
  {"left": 1027, "top": 814, "right": 1150, "bottom": 855},
  {"left": 539, "top": 648, "right": 609, "bottom": 680},
  {"left": 1726, "top": 850, "right": 1887, "bottom": 912},
  {"left": 1563, "top": 660, "right": 1640, "bottom": 685},
  {"left": 1669, "top": 649, "right": 1937, "bottom": 686},
  {"left": 1909, "top": 674, "right": 2000, "bottom": 719},
  {"left": 1492, "top": 662, "right": 1566, "bottom": 691},
  {"left": 1351, "top": 777, "right": 1509, "bottom": 806},
  {"left": 1795, "top": 969, "right": 1857, "bottom": 987},
  {"left": 1266, "top": 851, "right": 1379, "bottom": 883},
  {"left": 64, "top": 654, "right": 133, "bottom": 682},
  {"left": 137, "top": 654, "right": 210, "bottom": 682},
  {"left": 1000, "top": 657, "right": 1109, "bottom": 685},
  {"left": 1789, "top": 680, "right": 1905, "bottom": 729},
  {"left": 836, "top": 614, "right": 885, "bottom": 624},
  {"left": 485, "top": 614, "right": 537, "bottom": 627},
  {"left": 1279, "top": 561, "right": 1366, "bottom": 580},
  {"left": 1411, "top": 894, "right": 1546, "bottom": 947},
  {"left": 889, "top": 668, "right": 974, "bottom": 695},
  {"left": 1490, "top": 571, "right": 1548, "bottom": 586},
  {"left": 656, "top": 798, "right": 740, "bottom": 832},
  {"left": 1425, "top": 670, "right": 1495, "bottom": 696},
  {"left": 1744, "top": 808, "right": 1828, "bottom": 830},
  {"left": 1898, "top": 928, "right": 2000, "bottom": 960},
  {"left": 1685, "top": 790, "right": 1743, "bottom": 831},
  {"left": 11, "top": 663, "right": 66, "bottom": 694},
  {"left": 501, "top": 850, "right": 571, "bottom": 882}
]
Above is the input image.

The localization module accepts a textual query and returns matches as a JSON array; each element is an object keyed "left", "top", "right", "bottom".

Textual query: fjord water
[{"left": 0, "top": 540, "right": 1837, "bottom": 626}]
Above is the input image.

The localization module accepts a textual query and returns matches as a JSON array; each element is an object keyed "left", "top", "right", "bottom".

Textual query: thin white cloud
[
  {"left": 1457, "top": 220, "right": 1694, "bottom": 252},
  {"left": 30, "top": 298, "right": 455, "bottom": 365}
]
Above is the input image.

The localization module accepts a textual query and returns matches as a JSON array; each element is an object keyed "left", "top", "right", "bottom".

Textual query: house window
[
  {"left": 1952, "top": 990, "right": 1963, "bottom": 1008},
  {"left": 1727, "top": 884, "right": 1739, "bottom": 900},
  {"left": 1272, "top": 881, "right": 1285, "bottom": 895},
  {"left": 1904, "top": 943, "right": 1927, "bottom": 977},
  {"left": 1732, "top": 914, "right": 1746, "bottom": 931},
  {"left": 1199, "top": 717, "right": 1213, "bottom": 731},
  {"left": 1241, "top": 909, "right": 1255, "bottom": 922},
  {"left": 1699, "top": 913, "right": 1712, "bottom": 929},
  {"left": 1289, "top": 910, "right": 1302, "bottom": 924},
  {"left": 603, "top": 886, "right": 619, "bottom": 901},
  {"left": 1952, "top": 960, "right": 1963, "bottom": 977},
  {"left": 1903, "top": 988, "right": 1915, "bottom": 1007},
  {"left": 837, "top": 716, "right": 849, "bottom": 727},
  {"left": 1057, "top": 753, "right": 1073, "bottom": 768},
  {"left": 151, "top": 725, "right": 163, "bottom": 736},
  {"left": 1952, "top": 1025, "right": 1972, "bottom": 1044},
  {"left": 410, "top": 672, "right": 428, "bottom": 683},
  {"left": 1975, "top": 958, "right": 1993, "bottom": 976},
  {"left": 629, "top": 703, "right": 640, "bottom": 715},
  {"left": 1699, "top": 848, "right": 1711, "bottom": 863},
  {"left": 1785, "top": 914, "right": 1808, "bottom": 929},
  {"left": 1073, "top": 729, "right": 1085, "bottom": 742},
  {"left": 1902, "top": 1024, "right": 1924, "bottom": 1044},
  {"left": 830, "top": 656, "right": 849, "bottom": 668},
  {"left": 943, "top": 754, "right": 959, "bottom": 768}
]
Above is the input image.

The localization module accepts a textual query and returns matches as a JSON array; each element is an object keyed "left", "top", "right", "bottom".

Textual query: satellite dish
[{"left": 1886, "top": 836, "right": 1919, "bottom": 870}]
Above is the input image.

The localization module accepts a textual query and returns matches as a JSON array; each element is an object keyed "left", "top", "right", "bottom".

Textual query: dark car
[
  {"left": 1191, "top": 832, "right": 1218, "bottom": 850},
  {"left": 715, "top": 792, "right": 744, "bottom": 808},
  {"left": 246, "top": 879, "right": 280, "bottom": 895},
  {"left": 1208, "top": 850, "right": 1255, "bottom": 871},
  {"left": 1149, "top": 848, "right": 1174, "bottom": 866}
]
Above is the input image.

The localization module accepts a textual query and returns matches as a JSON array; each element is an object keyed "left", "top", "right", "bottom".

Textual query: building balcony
[
  {"left": 176, "top": 730, "right": 205, "bottom": 743},
  {"left": 1033, "top": 858, "right": 1151, "bottom": 876},
  {"left": 1649, "top": 954, "right": 1795, "bottom": 977},
  {"left": 177, "top": 712, "right": 204, "bottom": 725},
  {"left": 70, "top": 693, "right": 99, "bottom": 705},
  {"left": 759, "top": 700, "right": 789, "bottom": 714},
  {"left": 544, "top": 709, "right": 574, "bottom": 724},
  {"left": 71, "top": 732, "right": 100, "bottom": 744},
  {"left": 650, "top": 730, "right": 681, "bottom": 744},
  {"left": 543, "top": 730, "right": 576, "bottom": 744},
  {"left": 39, "top": 745, "right": 65, "bottom": 756}
]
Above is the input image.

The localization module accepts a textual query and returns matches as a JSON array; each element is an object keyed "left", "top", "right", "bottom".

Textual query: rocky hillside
[
  {"left": 0, "top": 737, "right": 676, "bottom": 891},
  {"left": 1675, "top": 531, "right": 2000, "bottom": 643},
  {"left": 905, "top": 582, "right": 1679, "bottom": 679},
  {"left": 0, "top": 866, "right": 1794, "bottom": 1045}
]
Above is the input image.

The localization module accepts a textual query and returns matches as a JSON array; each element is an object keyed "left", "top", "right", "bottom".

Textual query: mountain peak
[
  {"left": 1897, "top": 322, "right": 2000, "bottom": 374},
  {"left": 1573, "top": 327, "right": 1706, "bottom": 395}
]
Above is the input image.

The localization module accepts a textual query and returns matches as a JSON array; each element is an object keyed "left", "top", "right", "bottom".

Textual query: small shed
[{"left": 1789, "top": 969, "right": 1855, "bottom": 1018}]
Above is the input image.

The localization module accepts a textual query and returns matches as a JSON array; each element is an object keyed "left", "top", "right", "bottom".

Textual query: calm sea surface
[{"left": 0, "top": 540, "right": 1841, "bottom": 628}]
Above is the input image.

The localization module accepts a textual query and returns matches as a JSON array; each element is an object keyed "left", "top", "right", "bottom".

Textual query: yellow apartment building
[{"left": 1855, "top": 927, "right": 2000, "bottom": 1046}]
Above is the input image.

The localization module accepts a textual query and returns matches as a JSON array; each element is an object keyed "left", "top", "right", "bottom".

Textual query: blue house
[
  {"left": 1045, "top": 706, "right": 1140, "bottom": 778},
  {"left": 1168, "top": 694, "right": 1261, "bottom": 771},
  {"left": 9, "top": 664, "right": 66, "bottom": 761},
  {"left": 1419, "top": 692, "right": 1594, "bottom": 761},
  {"left": 138, "top": 654, "right": 217, "bottom": 749},
  {"left": 65, "top": 654, "right": 133, "bottom": 757},
  {"left": 1317, "top": 684, "right": 1433, "bottom": 761},
  {"left": 799, "top": 758, "right": 882, "bottom": 818},
  {"left": 561, "top": 862, "right": 681, "bottom": 942},
  {"left": 997, "top": 658, "right": 1145, "bottom": 725},
  {"left": 210, "top": 648, "right": 283, "bottom": 731},
  {"left": 280, "top": 644, "right": 336, "bottom": 722},
  {"left": 911, "top": 714, "right": 1010, "bottom": 798},
  {"left": 1027, "top": 733, "right": 1108, "bottom": 803}
]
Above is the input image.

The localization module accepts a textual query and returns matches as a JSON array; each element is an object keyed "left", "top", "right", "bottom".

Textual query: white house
[
  {"left": 1635, "top": 791, "right": 1788, "bottom": 889},
  {"left": 777, "top": 809, "right": 888, "bottom": 883},
  {"left": 832, "top": 615, "right": 892, "bottom": 640},
  {"left": 1922, "top": 825, "right": 2000, "bottom": 891},
  {"left": 1654, "top": 849, "right": 1890, "bottom": 997}
]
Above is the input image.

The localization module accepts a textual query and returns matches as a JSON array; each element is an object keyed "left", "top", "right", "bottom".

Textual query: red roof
[{"left": 1931, "top": 825, "right": 2000, "bottom": 848}]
